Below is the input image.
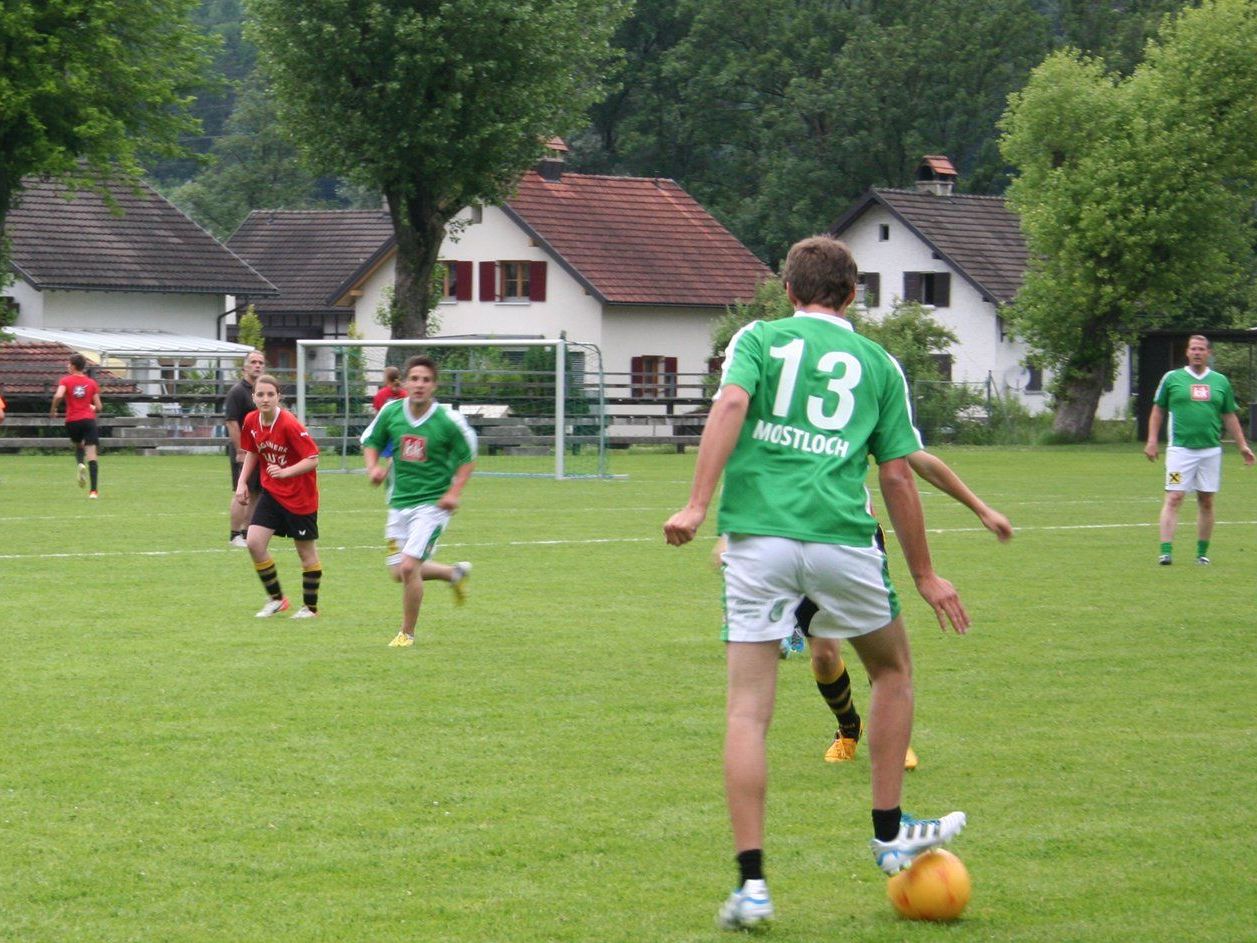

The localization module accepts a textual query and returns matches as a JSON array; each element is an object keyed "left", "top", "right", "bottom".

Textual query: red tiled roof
[
  {"left": 5, "top": 177, "right": 276, "bottom": 296},
  {"left": 0, "top": 342, "right": 139, "bottom": 396},
  {"left": 227, "top": 210, "right": 395, "bottom": 314},
  {"left": 504, "top": 171, "right": 771, "bottom": 306},
  {"left": 830, "top": 189, "right": 1028, "bottom": 305}
]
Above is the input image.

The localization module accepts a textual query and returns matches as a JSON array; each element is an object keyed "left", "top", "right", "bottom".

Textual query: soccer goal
[{"left": 293, "top": 336, "right": 611, "bottom": 479}]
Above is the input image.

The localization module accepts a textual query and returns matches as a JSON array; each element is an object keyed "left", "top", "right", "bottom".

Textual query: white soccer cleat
[
  {"left": 871, "top": 811, "right": 966, "bottom": 875},
  {"left": 449, "top": 561, "right": 472, "bottom": 605},
  {"left": 77, "top": 463, "right": 87, "bottom": 488},
  {"left": 255, "top": 597, "right": 290, "bottom": 618},
  {"left": 716, "top": 879, "right": 774, "bottom": 931},
  {"left": 230, "top": 535, "right": 248, "bottom": 548},
  {"left": 290, "top": 606, "right": 318, "bottom": 619}
]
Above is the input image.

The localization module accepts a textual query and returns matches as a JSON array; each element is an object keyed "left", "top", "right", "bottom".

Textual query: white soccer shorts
[
  {"left": 720, "top": 534, "right": 900, "bottom": 643},
  {"left": 1165, "top": 446, "right": 1222, "bottom": 493},
  {"left": 385, "top": 504, "right": 452, "bottom": 566}
]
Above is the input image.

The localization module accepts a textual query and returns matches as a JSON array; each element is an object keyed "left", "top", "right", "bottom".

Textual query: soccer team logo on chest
[
  {"left": 1190, "top": 384, "right": 1211, "bottom": 401},
  {"left": 401, "top": 434, "right": 428, "bottom": 462}
]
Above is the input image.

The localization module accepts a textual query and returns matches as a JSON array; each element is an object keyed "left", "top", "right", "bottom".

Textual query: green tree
[
  {"left": 248, "top": 0, "right": 628, "bottom": 340},
  {"left": 1000, "top": 0, "right": 1257, "bottom": 440},
  {"left": 0, "top": 0, "right": 214, "bottom": 276},
  {"left": 236, "top": 305, "right": 264, "bottom": 350}
]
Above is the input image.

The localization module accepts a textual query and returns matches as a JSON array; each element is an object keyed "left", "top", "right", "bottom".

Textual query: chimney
[
  {"left": 537, "top": 136, "right": 569, "bottom": 182},
  {"left": 914, "top": 155, "right": 957, "bottom": 196}
]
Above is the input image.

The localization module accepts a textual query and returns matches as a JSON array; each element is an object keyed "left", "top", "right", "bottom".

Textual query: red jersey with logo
[
  {"left": 58, "top": 374, "right": 100, "bottom": 422},
  {"left": 373, "top": 384, "right": 406, "bottom": 412},
  {"left": 241, "top": 407, "right": 320, "bottom": 513}
]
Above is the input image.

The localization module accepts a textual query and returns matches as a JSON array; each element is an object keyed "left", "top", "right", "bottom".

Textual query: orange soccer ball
[{"left": 887, "top": 848, "right": 971, "bottom": 921}]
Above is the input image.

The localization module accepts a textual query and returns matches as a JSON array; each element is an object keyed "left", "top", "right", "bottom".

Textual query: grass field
[{"left": 1, "top": 446, "right": 1255, "bottom": 942}]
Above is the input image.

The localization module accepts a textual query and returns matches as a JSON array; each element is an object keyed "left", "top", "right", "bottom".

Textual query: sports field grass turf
[{"left": 1, "top": 446, "right": 1254, "bottom": 941}]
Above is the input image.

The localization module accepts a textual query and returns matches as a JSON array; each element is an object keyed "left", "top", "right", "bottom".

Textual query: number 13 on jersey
[{"left": 769, "top": 338, "right": 862, "bottom": 431}]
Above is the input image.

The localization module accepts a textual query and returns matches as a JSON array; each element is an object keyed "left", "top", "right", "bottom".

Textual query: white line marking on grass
[{"left": 7, "top": 519, "right": 1257, "bottom": 562}]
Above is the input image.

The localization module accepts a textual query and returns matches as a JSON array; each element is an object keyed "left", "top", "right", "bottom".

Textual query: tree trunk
[
  {"left": 1050, "top": 329, "right": 1116, "bottom": 441},
  {"left": 385, "top": 188, "right": 447, "bottom": 344}
]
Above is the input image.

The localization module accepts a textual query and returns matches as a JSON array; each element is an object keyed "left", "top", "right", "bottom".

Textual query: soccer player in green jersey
[
  {"left": 360, "top": 356, "right": 477, "bottom": 647},
  {"left": 1144, "top": 335, "right": 1253, "bottom": 565},
  {"left": 665, "top": 236, "right": 969, "bottom": 930}
]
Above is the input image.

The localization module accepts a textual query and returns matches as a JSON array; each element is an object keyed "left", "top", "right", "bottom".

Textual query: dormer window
[{"left": 878, "top": 224, "right": 890, "bottom": 241}]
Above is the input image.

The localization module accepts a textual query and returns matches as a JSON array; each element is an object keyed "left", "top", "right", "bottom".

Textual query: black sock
[
  {"left": 255, "top": 558, "right": 282, "bottom": 600},
  {"left": 815, "top": 660, "right": 861, "bottom": 737},
  {"left": 88, "top": 460, "right": 98, "bottom": 490},
  {"left": 736, "top": 848, "right": 764, "bottom": 884},
  {"left": 75, "top": 446, "right": 85, "bottom": 465},
  {"left": 302, "top": 565, "right": 322, "bottom": 612},
  {"left": 873, "top": 807, "right": 902, "bottom": 843}
]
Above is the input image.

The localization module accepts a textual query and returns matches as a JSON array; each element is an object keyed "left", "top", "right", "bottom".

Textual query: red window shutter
[
  {"left": 630, "top": 356, "right": 644, "bottom": 399},
  {"left": 903, "top": 272, "right": 921, "bottom": 303},
  {"left": 935, "top": 272, "right": 951, "bottom": 307},
  {"left": 456, "top": 261, "right": 473, "bottom": 301},
  {"left": 664, "top": 357, "right": 678, "bottom": 397},
  {"left": 480, "top": 262, "right": 497, "bottom": 301},
  {"left": 529, "top": 261, "right": 547, "bottom": 301}
]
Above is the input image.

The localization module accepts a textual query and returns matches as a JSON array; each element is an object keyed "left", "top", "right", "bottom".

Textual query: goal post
[{"left": 294, "top": 336, "right": 610, "bottom": 479}]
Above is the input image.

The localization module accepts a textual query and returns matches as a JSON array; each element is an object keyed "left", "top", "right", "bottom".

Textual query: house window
[
  {"left": 630, "top": 355, "right": 678, "bottom": 398},
  {"left": 878, "top": 224, "right": 890, "bottom": 241},
  {"left": 932, "top": 354, "right": 954, "bottom": 382},
  {"left": 469, "top": 205, "right": 483, "bottom": 224},
  {"left": 1025, "top": 365, "right": 1043, "bottom": 392},
  {"left": 857, "top": 272, "right": 880, "bottom": 308},
  {"left": 903, "top": 271, "right": 951, "bottom": 307},
  {"left": 440, "top": 261, "right": 473, "bottom": 302},
  {"left": 501, "top": 261, "right": 531, "bottom": 301},
  {"left": 479, "top": 261, "right": 547, "bottom": 302}
]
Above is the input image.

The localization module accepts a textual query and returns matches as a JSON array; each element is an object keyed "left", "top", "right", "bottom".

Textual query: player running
[
  {"left": 360, "top": 356, "right": 476, "bottom": 648},
  {"left": 235, "top": 375, "right": 323, "bottom": 619}
]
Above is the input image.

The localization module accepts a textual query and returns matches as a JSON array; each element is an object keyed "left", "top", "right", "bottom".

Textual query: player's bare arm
[
  {"left": 906, "top": 450, "right": 1013, "bottom": 541},
  {"left": 879, "top": 456, "right": 970, "bottom": 634},
  {"left": 268, "top": 454, "right": 318, "bottom": 480},
  {"left": 1144, "top": 405, "right": 1164, "bottom": 461},
  {"left": 1222, "top": 412, "right": 1255, "bottom": 466},
  {"left": 664, "top": 385, "right": 749, "bottom": 546},
  {"left": 235, "top": 452, "right": 258, "bottom": 503},
  {"left": 363, "top": 446, "right": 389, "bottom": 485},
  {"left": 50, "top": 384, "right": 66, "bottom": 417},
  {"left": 437, "top": 461, "right": 476, "bottom": 510}
]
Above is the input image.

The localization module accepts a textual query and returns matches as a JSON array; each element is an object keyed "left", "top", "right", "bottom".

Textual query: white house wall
[
  {"left": 31, "top": 289, "right": 225, "bottom": 337},
  {"left": 841, "top": 204, "right": 1131, "bottom": 420}
]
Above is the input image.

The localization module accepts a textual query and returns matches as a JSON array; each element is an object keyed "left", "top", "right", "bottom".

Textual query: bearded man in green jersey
[
  {"left": 361, "top": 356, "right": 477, "bottom": 647},
  {"left": 1144, "top": 335, "right": 1254, "bottom": 565},
  {"left": 664, "top": 236, "right": 969, "bottom": 930}
]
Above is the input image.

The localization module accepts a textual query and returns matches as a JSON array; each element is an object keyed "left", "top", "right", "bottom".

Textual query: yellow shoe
[
  {"left": 449, "top": 561, "right": 471, "bottom": 605},
  {"left": 904, "top": 746, "right": 919, "bottom": 771},
  {"left": 824, "top": 726, "right": 861, "bottom": 763},
  {"left": 388, "top": 631, "right": 414, "bottom": 648}
]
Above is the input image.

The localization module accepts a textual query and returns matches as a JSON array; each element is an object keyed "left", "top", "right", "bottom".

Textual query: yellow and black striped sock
[
  {"left": 254, "top": 557, "right": 282, "bottom": 599},
  {"left": 302, "top": 565, "right": 322, "bottom": 612},
  {"left": 814, "top": 658, "right": 861, "bottom": 738}
]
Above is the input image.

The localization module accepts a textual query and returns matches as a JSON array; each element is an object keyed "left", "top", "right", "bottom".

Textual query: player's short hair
[
  {"left": 255, "top": 374, "right": 283, "bottom": 396},
  {"left": 1188, "top": 334, "right": 1210, "bottom": 349},
  {"left": 69, "top": 353, "right": 87, "bottom": 372},
  {"left": 383, "top": 366, "right": 401, "bottom": 382},
  {"left": 782, "top": 236, "right": 859, "bottom": 311},
  {"left": 404, "top": 355, "right": 439, "bottom": 380}
]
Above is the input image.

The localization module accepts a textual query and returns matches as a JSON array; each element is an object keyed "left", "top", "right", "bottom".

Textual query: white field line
[{"left": 4, "top": 519, "right": 1257, "bottom": 562}]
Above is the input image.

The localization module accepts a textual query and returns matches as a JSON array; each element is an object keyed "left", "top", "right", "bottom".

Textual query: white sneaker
[
  {"left": 450, "top": 561, "right": 471, "bottom": 605},
  {"left": 871, "top": 811, "right": 966, "bottom": 875},
  {"left": 290, "top": 606, "right": 318, "bottom": 619},
  {"left": 229, "top": 535, "right": 248, "bottom": 548},
  {"left": 716, "top": 879, "right": 773, "bottom": 931},
  {"left": 255, "top": 598, "right": 290, "bottom": 618},
  {"left": 77, "top": 463, "right": 87, "bottom": 488}
]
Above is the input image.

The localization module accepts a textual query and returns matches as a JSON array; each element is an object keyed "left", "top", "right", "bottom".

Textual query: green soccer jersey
[
  {"left": 1153, "top": 367, "right": 1237, "bottom": 449},
  {"left": 716, "top": 311, "right": 922, "bottom": 545},
  {"left": 360, "top": 398, "right": 477, "bottom": 508}
]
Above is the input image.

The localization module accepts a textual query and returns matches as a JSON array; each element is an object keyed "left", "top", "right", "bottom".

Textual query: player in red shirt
[
  {"left": 50, "top": 354, "right": 104, "bottom": 498},
  {"left": 371, "top": 366, "right": 407, "bottom": 413},
  {"left": 234, "top": 374, "right": 322, "bottom": 619}
]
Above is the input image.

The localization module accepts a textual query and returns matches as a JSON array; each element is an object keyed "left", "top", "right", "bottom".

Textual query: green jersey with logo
[
  {"left": 716, "top": 312, "right": 922, "bottom": 545},
  {"left": 360, "top": 398, "right": 477, "bottom": 508},
  {"left": 1153, "top": 367, "right": 1237, "bottom": 449}
]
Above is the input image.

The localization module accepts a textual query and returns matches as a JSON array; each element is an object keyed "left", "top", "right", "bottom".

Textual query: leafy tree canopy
[{"left": 1000, "top": 0, "right": 1257, "bottom": 439}]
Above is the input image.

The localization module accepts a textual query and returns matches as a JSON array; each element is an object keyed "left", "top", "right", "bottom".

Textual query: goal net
[{"left": 293, "top": 336, "right": 611, "bottom": 479}]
